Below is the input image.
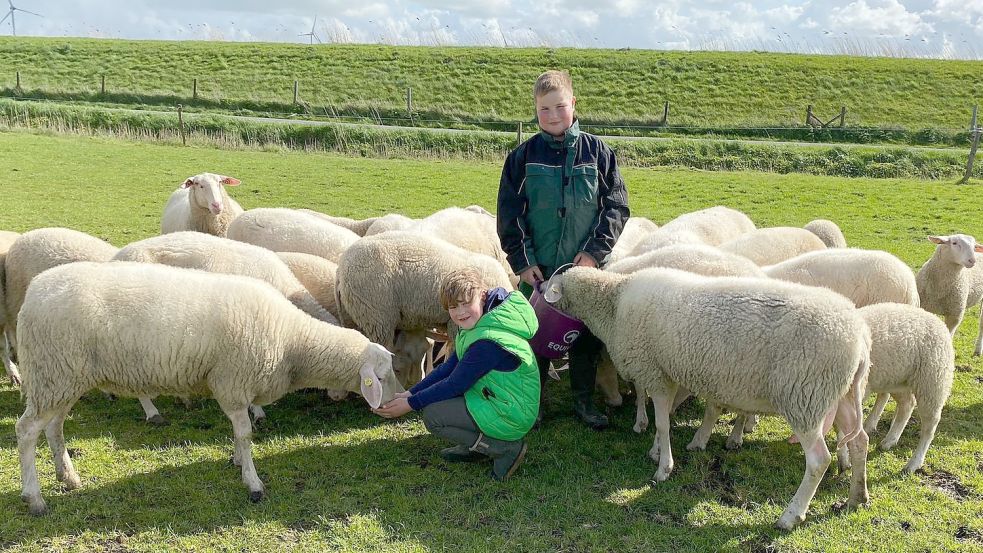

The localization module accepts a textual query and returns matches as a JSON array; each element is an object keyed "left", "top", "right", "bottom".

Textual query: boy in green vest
[
  {"left": 373, "top": 267, "right": 541, "bottom": 481},
  {"left": 497, "top": 70, "right": 630, "bottom": 429}
]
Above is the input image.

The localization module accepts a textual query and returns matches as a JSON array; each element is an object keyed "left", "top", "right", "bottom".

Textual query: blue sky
[{"left": 3, "top": 0, "right": 982, "bottom": 59}]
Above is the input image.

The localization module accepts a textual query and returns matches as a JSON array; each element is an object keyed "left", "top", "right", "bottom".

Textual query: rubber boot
[
  {"left": 570, "top": 334, "right": 608, "bottom": 430},
  {"left": 470, "top": 433, "right": 529, "bottom": 481},
  {"left": 439, "top": 444, "right": 485, "bottom": 463},
  {"left": 534, "top": 355, "right": 551, "bottom": 428}
]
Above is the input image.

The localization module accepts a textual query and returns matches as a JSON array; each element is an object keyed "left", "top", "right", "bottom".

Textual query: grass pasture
[{"left": 0, "top": 131, "right": 982, "bottom": 552}]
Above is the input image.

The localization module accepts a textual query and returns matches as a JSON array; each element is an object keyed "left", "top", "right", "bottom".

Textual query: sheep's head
[
  {"left": 357, "top": 342, "right": 403, "bottom": 409},
  {"left": 391, "top": 330, "right": 432, "bottom": 388},
  {"left": 929, "top": 234, "right": 983, "bottom": 268},
  {"left": 182, "top": 173, "right": 240, "bottom": 215}
]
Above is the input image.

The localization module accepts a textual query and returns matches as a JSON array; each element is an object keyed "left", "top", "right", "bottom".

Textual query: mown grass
[
  {"left": 0, "top": 131, "right": 981, "bottom": 552},
  {"left": 1, "top": 99, "right": 980, "bottom": 181},
  {"left": 0, "top": 38, "right": 981, "bottom": 145}
]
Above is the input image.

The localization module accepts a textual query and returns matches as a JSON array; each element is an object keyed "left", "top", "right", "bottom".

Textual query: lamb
[
  {"left": 764, "top": 248, "right": 919, "bottom": 308},
  {"left": 549, "top": 266, "right": 871, "bottom": 529},
  {"left": 296, "top": 209, "right": 379, "bottom": 237},
  {"left": 336, "top": 231, "right": 512, "bottom": 386},
  {"left": 160, "top": 173, "right": 244, "bottom": 237},
  {"left": 804, "top": 219, "right": 847, "bottom": 248},
  {"left": 606, "top": 217, "right": 659, "bottom": 265},
  {"left": 629, "top": 206, "right": 756, "bottom": 256},
  {"left": 0, "top": 230, "right": 20, "bottom": 384},
  {"left": 226, "top": 208, "right": 360, "bottom": 263},
  {"left": 857, "top": 303, "right": 954, "bottom": 474},
  {"left": 15, "top": 261, "right": 402, "bottom": 515},
  {"left": 915, "top": 234, "right": 983, "bottom": 353},
  {"left": 719, "top": 227, "right": 827, "bottom": 266},
  {"left": 2, "top": 228, "right": 119, "bottom": 380}
]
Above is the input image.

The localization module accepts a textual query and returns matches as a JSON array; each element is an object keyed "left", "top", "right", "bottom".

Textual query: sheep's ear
[
  {"left": 928, "top": 235, "right": 947, "bottom": 244},
  {"left": 220, "top": 176, "right": 241, "bottom": 186},
  {"left": 181, "top": 178, "right": 195, "bottom": 189},
  {"left": 359, "top": 362, "right": 383, "bottom": 409}
]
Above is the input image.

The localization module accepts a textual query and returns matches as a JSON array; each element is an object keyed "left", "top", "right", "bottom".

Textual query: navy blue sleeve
[
  {"left": 582, "top": 141, "right": 630, "bottom": 265},
  {"left": 408, "top": 340, "right": 521, "bottom": 411},
  {"left": 409, "top": 351, "right": 459, "bottom": 395}
]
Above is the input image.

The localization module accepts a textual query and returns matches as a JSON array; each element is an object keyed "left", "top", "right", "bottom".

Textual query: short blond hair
[
  {"left": 534, "top": 70, "right": 573, "bottom": 100},
  {"left": 439, "top": 267, "right": 483, "bottom": 310}
]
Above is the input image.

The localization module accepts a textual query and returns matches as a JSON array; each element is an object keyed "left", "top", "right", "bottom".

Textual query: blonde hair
[
  {"left": 533, "top": 70, "right": 574, "bottom": 100},
  {"left": 439, "top": 267, "right": 483, "bottom": 310}
]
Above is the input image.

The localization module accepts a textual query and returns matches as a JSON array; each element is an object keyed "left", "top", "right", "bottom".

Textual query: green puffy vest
[
  {"left": 523, "top": 120, "right": 601, "bottom": 277},
  {"left": 460, "top": 291, "right": 541, "bottom": 441}
]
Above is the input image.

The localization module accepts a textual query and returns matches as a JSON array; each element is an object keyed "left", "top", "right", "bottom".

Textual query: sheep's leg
[
  {"left": 743, "top": 414, "right": 759, "bottom": 434},
  {"left": 836, "top": 398, "right": 870, "bottom": 508},
  {"left": 880, "top": 392, "right": 915, "bottom": 451},
  {"left": 16, "top": 408, "right": 55, "bottom": 516},
  {"left": 864, "top": 393, "right": 890, "bottom": 435},
  {"left": 2, "top": 330, "right": 21, "bottom": 386},
  {"left": 944, "top": 313, "right": 963, "bottom": 338},
  {"left": 835, "top": 427, "right": 851, "bottom": 473},
  {"left": 776, "top": 426, "right": 830, "bottom": 531},
  {"left": 248, "top": 404, "right": 267, "bottom": 425},
  {"left": 650, "top": 388, "right": 676, "bottom": 482},
  {"left": 45, "top": 407, "right": 81, "bottom": 490},
  {"left": 726, "top": 415, "right": 746, "bottom": 450},
  {"left": 975, "top": 307, "right": 983, "bottom": 356},
  {"left": 224, "top": 406, "right": 265, "bottom": 502},
  {"left": 138, "top": 396, "right": 167, "bottom": 426},
  {"left": 596, "top": 356, "right": 622, "bottom": 407},
  {"left": 633, "top": 383, "right": 649, "bottom": 433},
  {"left": 904, "top": 393, "right": 943, "bottom": 474},
  {"left": 670, "top": 386, "right": 691, "bottom": 414},
  {"left": 687, "top": 403, "right": 722, "bottom": 451}
]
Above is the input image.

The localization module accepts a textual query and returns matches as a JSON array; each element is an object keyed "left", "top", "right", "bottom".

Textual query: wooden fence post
[
  {"left": 663, "top": 100, "right": 670, "bottom": 126},
  {"left": 15, "top": 71, "right": 20, "bottom": 90},
  {"left": 193, "top": 78, "right": 198, "bottom": 100},
  {"left": 177, "top": 104, "right": 186, "bottom": 146},
  {"left": 806, "top": 105, "right": 813, "bottom": 126},
  {"left": 293, "top": 80, "right": 299, "bottom": 104},
  {"left": 517, "top": 122, "right": 523, "bottom": 146},
  {"left": 839, "top": 106, "right": 847, "bottom": 128},
  {"left": 101, "top": 75, "right": 106, "bottom": 95},
  {"left": 961, "top": 105, "right": 980, "bottom": 184}
]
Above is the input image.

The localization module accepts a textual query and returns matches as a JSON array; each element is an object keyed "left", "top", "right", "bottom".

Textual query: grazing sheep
[
  {"left": 764, "top": 248, "right": 919, "bottom": 308},
  {"left": 415, "top": 207, "right": 514, "bottom": 281},
  {"left": 549, "top": 266, "right": 871, "bottom": 530},
  {"left": 3, "top": 228, "right": 118, "bottom": 377},
  {"left": 336, "top": 231, "right": 512, "bottom": 386},
  {"left": 719, "top": 227, "right": 827, "bottom": 266},
  {"left": 630, "top": 206, "right": 756, "bottom": 256},
  {"left": 297, "top": 209, "right": 379, "bottom": 237},
  {"left": 915, "top": 234, "right": 983, "bottom": 353},
  {"left": 0, "top": 230, "right": 20, "bottom": 384},
  {"left": 227, "top": 208, "right": 360, "bottom": 263},
  {"left": 160, "top": 173, "right": 244, "bottom": 237},
  {"left": 607, "top": 217, "right": 659, "bottom": 265},
  {"left": 805, "top": 219, "right": 847, "bottom": 248},
  {"left": 857, "top": 303, "right": 954, "bottom": 473},
  {"left": 276, "top": 252, "right": 341, "bottom": 320},
  {"left": 15, "top": 261, "right": 401, "bottom": 515},
  {"left": 364, "top": 213, "right": 416, "bottom": 236}
]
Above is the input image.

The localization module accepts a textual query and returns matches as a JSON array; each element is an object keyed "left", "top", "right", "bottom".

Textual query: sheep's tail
[{"left": 835, "top": 327, "right": 872, "bottom": 450}]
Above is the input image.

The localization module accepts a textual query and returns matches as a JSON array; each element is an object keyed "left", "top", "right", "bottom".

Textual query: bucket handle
[{"left": 540, "top": 263, "right": 577, "bottom": 303}]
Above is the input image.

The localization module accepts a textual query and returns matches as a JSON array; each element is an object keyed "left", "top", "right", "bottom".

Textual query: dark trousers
[
  {"left": 421, "top": 397, "right": 482, "bottom": 447},
  {"left": 536, "top": 327, "right": 604, "bottom": 400}
]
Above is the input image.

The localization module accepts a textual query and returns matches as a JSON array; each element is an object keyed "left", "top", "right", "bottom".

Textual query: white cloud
[{"left": 829, "top": 0, "right": 932, "bottom": 36}]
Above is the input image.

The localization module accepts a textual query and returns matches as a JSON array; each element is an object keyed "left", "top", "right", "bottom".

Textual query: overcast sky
[{"left": 3, "top": 0, "right": 982, "bottom": 59}]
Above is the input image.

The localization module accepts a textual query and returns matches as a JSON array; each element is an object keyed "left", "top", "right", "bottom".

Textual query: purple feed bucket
[{"left": 528, "top": 268, "right": 586, "bottom": 359}]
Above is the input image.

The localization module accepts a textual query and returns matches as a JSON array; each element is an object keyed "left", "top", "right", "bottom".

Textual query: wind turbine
[
  {"left": 1, "top": 0, "right": 43, "bottom": 36},
  {"left": 299, "top": 15, "right": 322, "bottom": 44}
]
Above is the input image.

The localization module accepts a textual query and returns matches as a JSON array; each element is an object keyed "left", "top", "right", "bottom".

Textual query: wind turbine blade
[
  {"left": 18, "top": 8, "right": 42, "bottom": 17},
  {"left": 314, "top": 34, "right": 322, "bottom": 44},
  {"left": 0, "top": 11, "right": 10, "bottom": 26}
]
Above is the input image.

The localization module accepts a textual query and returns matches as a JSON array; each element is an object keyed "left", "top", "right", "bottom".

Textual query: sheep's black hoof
[
  {"left": 147, "top": 414, "right": 169, "bottom": 426},
  {"left": 248, "top": 491, "right": 264, "bottom": 503}
]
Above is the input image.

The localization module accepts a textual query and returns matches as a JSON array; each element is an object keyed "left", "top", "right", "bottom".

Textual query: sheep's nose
[{"left": 210, "top": 201, "right": 223, "bottom": 214}]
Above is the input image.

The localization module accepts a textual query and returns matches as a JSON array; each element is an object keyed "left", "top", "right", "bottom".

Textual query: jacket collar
[{"left": 540, "top": 119, "right": 581, "bottom": 150}]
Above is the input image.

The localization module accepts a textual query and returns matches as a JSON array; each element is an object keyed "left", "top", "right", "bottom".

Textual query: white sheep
[
  {"left": 296, "top": 209, "right": 379, "bottom": 237},
  {"left": 549, "top": 266, "right": 871, "bottom": 530},
  {"left": 915, "top": 234, "right": 983, "bottom": 353},
  {"left": 606, "top": 217, "right": 659, "bottom": 265},
  {"left": 804, "top": 219, "right": 847, "bottom": 248},
  {"left": 0, "top": 230, "right": 20, "bottom": 384},
  {"left": 363, "top": 213, "right": 416, "bottom": 236},
  {"left": 719, "top": 227, "right": 827, "bottom": 266},
  {"left": 226, "top": 208, "right": 360, "bottom": 263},
  {"left": 764, "top": 248, "right": 919, "bottom": 308},
  {"left": 336, "top": 230, "right": 512, "bottom": 386},
  {"left": 3, "top": 228, "right": 119, "bottom": 378},
  {"left": 160, "top": 173, "right": 244, "bottom": 237},
  {"left": 629, "top": 206, "right": 756, "bottom": 256},
  {"left": 276, "top": 251, "right": 341, "bottom": 321},
  {"left": 415, "top": 207, "right": 515, "bottom": 280},
  {"left": 857, "top": 303, "right": 954, "bottom": 474},
  {"left": 15, "top": 261, "right": 402, "bottom": 515}
]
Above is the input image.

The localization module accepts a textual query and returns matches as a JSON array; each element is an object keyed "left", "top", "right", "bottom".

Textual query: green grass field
[
  {"left": 1, "top": 38, "right": 981, "bottom": 142},
  {"left": 0, "top": 131, "right": 982, "bottom": 552}
]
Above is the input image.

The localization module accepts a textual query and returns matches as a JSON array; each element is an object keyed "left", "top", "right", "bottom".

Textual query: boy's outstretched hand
[
  {"left": 573, "top": 252, "right": 598, "bottom": 268},
  {"left": 373, "top": 397, "right": 413, "bottom": 418},
  {"left": 520, "top": 266, "right": 545, "bottom": 286}
]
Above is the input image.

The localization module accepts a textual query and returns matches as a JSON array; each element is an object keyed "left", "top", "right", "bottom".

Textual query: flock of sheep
[{"left": 1, "top": 171, "right": 980, "bottom": 530}]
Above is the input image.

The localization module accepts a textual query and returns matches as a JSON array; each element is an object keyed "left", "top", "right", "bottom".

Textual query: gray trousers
[{"left": 421, "top": 397, "right": 481, "bottom": 447}]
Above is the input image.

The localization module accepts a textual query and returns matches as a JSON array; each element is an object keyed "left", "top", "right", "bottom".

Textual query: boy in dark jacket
[
  {"left": 373, "top": 267, "right": 540, "bottom": 481},
  {"left": 497, "top": 70, "right": 630, "bottom": 430}
]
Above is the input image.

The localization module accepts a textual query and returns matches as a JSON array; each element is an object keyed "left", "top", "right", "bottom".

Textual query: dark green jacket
[
  {"left": 497, "top": 120, "right": 630, "bottom": 278},
  {"left": 460, "top": 291, "right": 540, "bottom": 441}
]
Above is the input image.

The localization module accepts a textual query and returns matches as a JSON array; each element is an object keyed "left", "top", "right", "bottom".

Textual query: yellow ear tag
[{"left": 363, "top": 378, "right": 373, "bottom": 387}]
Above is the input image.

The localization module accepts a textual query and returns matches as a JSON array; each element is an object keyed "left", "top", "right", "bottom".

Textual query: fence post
[
  {"left": 193, "top": 78, "right": 198, "bottom": 100},
  {"left": 406, "top": 87, "right": 414, "bottom": 120},
  {"left": 177, "top": 104, "right": 186, "bottom": 146},
  {"left": 101, "top": 75, "right": 105, "bottom": 95},
  {"left": 961, "top": 105, "right": 980, "bottom": 184},
  {"left": 293, "top": 80, "right": 299, "bottom": 104},
  {"left": 663, "top": 100, "right": 670, "bottom": 126},
  {"left": 516, "top": 122, "right": 523, "bottom": 146},
  {"left": 806, "top": 105, "right": 814, "bottom": 127},
  {"left": 15, "top": 70, "right": 20, "bottom": 90},
  {"left": 839, "top": 106, "right": 846, "bottom": 128}
]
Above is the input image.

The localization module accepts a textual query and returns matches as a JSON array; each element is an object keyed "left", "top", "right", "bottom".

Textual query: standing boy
[{"left": 497, "top": 70, "right": 630, "bottom": 430}]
